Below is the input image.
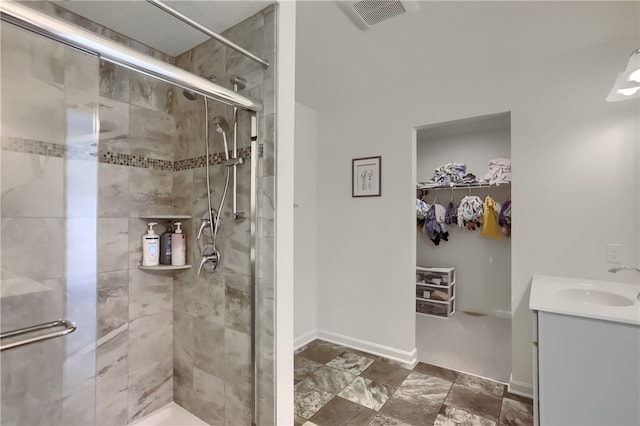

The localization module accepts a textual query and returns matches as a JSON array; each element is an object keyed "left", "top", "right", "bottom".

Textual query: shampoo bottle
[
  {"left": 171, "top": 222, "right": 186, "bottom": 266},
  {"left": 142, "top": 222, "right": 160, "bottom": 266},
  {"left": 159, "top": 222, "right": 173, "bottom": 265}
]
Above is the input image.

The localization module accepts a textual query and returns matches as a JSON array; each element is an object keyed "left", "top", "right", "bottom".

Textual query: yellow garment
[{"left": 481, "top": 196, "right": 502, "bottom": 240}]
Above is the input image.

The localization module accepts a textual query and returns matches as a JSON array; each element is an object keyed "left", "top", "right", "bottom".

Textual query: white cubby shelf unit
[{"left": 415, "top": 266, "right": 455, "bottom": 318}]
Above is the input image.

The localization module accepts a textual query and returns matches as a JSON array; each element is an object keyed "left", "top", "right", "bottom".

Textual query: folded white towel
[{"left": 482, "top": 158, "right": 511, "bottom": 185}]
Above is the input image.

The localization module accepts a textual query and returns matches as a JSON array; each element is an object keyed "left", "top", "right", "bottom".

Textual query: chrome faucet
[
  {"left": 197, "top": 244, "right": 220, "bottom": 275},
  {"left": 608, "top": 265, "right": 640, "bottom": 300},
  {"left": 608, "top": 265, "right": 640, "bottom": 274}
]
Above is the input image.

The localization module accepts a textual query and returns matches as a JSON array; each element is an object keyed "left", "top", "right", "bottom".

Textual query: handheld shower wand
[{"left": 213, "top": 116, "right": 231, "bottom": 161}]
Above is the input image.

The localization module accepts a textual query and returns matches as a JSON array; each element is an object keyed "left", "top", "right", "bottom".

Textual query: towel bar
[{"left": 0, "top": 319, "right": 77, "bottom": 351}]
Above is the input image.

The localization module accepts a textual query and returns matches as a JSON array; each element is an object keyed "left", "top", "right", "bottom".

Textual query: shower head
[
  {"left": 182, "top": 75, "right": 216, "bottom": 101},
  {"left": 212, "top": 116, "right": 230, "bottom": 134},
  {"left": 182, "top": 90, "right": 197, "bottom": 101}
]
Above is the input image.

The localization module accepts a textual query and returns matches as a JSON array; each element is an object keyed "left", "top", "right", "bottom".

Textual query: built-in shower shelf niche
[
  {"left": 138, "top": 264, "right": 192, "bottom": 271},
  {"left": 139, "top": 215, "right": 192, "bottom": 220},
  {"left": 138, "top": 215, "right": 192, "bottom": 271}
]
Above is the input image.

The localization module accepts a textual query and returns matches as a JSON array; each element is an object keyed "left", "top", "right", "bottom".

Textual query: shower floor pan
[{"left": 130, "top": 403, "right": 208, "bottom": 426}]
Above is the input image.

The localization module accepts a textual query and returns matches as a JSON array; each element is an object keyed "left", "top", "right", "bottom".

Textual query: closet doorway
[{"left": 415, "top": 112, "right": 511, "bottom": 383}]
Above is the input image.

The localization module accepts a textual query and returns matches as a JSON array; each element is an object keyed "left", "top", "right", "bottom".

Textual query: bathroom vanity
[{"left": 530, "top": 275, "right": 640, "bottom": 426}]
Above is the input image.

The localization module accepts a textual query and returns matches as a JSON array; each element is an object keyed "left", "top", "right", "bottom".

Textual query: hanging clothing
[
  {"left": 445, "top": 202, "right": 458, "bottom": 225},
  {"left": 423, "top": 204, "right": 449, "bottom": 245},
  {"left": 416, "top": 199, "right": 429, "bottom": 220},
  {"left": 458, "top": 195, "right": 483, "bottom": 231},
  {"left": 499, "top": 200, "right": 512, "bottom": 237},
  {"left": 423, "top": 205, "right": 441, "bottom": 244},
  {"left": 416, "top": 188, "right": 429, "bottom": 201},
  {"left": 481, "top": 196, "right": 502, "bottom": 240},
  {"left": 434, "top": 203, "right": 449, "bottom": 242},
  {"left": 433, "top": 204, "right": 447, "bottom": 227}
]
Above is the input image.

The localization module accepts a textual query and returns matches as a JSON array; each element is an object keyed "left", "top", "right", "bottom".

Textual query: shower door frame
[
  {"left": 1, "top": 3, "right": 267, "bottom": 425},
  {"left": 0, "top": 1, "right": 262, "bottom": 112}
]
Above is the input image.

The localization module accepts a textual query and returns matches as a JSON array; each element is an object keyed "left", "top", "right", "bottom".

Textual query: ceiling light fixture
[{"left": 607, "top": 48, "right": 640, "bottom": 102}]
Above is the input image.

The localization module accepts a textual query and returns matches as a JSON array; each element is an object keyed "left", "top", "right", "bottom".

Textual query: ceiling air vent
[{"left": 338, "top": 0, "right": 419, "bottom": 30}]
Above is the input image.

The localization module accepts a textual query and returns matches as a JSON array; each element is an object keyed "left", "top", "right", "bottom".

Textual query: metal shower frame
[
  {"left": 0, "top": 1, "right": 263, "bottom": 112},
  {"left": 146, "top": 0, "right": 270, "bottom": 69},
  {"left": 0, "top": 2, "right": 265, "bottom": 425}
]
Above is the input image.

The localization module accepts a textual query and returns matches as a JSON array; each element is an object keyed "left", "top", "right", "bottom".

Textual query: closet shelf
[{"left": 417, "top": 182, "right": 510, "bottom": 191}]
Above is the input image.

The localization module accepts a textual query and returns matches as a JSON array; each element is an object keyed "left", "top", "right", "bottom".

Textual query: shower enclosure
[{"left": 0, "top": 2, "right": 276, "bottom": 425}]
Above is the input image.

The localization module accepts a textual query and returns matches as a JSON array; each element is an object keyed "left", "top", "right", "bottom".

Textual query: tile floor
[{"left": 294, "top": 340, "right": 533, "bottom": 426}]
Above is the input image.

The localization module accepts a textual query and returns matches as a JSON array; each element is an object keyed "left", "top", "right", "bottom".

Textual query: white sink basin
[
  {"left": 530, "top": 275, "right": 640, "bottom": 325},
  {"left": 557, "top": 288, "right": 635, "bottom": 307}
]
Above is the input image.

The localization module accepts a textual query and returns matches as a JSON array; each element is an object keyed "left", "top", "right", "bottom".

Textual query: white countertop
[{"left": 530, "top": 274, "right": 640, "bottom": 326}]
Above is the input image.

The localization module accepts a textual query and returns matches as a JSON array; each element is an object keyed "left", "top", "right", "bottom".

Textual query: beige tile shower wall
[
  {"left": 172, "top": 5, "right": 277, "bottom": 426},
  {"left": 96, "top": 64, "right": 176, "bottom": 425}
]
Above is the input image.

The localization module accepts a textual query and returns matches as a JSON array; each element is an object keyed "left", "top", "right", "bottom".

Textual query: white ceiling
[
  {"left": 296, "top": 1, "right": 640, "bottom": 110},
  {"left": 55, "top": 0, "right": 272, "bottom": 56},
  {"left": 46, "top": 1, "right": 639, "bottom": 109}
]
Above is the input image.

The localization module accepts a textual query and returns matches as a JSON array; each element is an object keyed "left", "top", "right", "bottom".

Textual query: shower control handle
[
  {"left": 197, "top": 219, "right": 210, "bottom": 241},
  {"left": 197, "top": 249, "right": 220, "bottom": 275}
]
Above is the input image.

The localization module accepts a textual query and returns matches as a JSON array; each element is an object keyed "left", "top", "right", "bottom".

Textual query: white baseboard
[
  {"left": 316, "top": 329, "right": 418, "bottom": 368},
  {"left": 294, "top": 330, "right": 318, "bottom": 351},
  {"left": 508, "top": 374, "right": 534, "bottom": 398}
]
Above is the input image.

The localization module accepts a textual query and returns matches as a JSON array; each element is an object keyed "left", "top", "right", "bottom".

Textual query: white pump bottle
[
  {"left": 171, "top": 222, "right": 186, "bottom": 266},
  {"left": 142, "top": 222, "right": 160, "bottom": 266}
]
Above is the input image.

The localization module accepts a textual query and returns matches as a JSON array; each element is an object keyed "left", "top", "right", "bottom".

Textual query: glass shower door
[{"left": 1, "top": 23, "right": 99, "bottom": 425}]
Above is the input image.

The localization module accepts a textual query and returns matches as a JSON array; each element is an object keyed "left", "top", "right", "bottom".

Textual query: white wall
[
  {"left": 294, "top": 102, "right": 318, "bottom": 345},
  {"left": 314, "top": 38, "right": 639, "bottom": 391},
  {"left": 275, "top": 1, "right": 295, "bottom": 424}
]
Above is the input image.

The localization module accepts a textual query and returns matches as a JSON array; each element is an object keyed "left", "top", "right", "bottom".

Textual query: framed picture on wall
[{"left": 352, "top": 156, "right": 381, "bottom": 197}]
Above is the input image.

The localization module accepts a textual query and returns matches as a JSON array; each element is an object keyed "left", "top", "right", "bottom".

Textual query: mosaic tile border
[
  {"left": 2, "top": 137, "right": 97, "bottom": 161},
  {"left": 2, "top": 137, "right": 66, "bottom": 158},
  {"left": 97, "top": 151, "right": 174, "bottom": 171},
  {"left": 174, "top": 147, "right": 252, "bottom": 171},
  {"left": 2, "top": 137, "right": 252, "bottom": 171}
]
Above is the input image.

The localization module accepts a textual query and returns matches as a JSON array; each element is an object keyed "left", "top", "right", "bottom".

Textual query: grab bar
[{"left": 0, "top": 319, "right": 77, "bottom": 351}]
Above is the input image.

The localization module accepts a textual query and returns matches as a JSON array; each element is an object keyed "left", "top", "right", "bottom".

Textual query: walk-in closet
[{"left": 415, "top": 112, "right": 512, "bottom": 383}]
